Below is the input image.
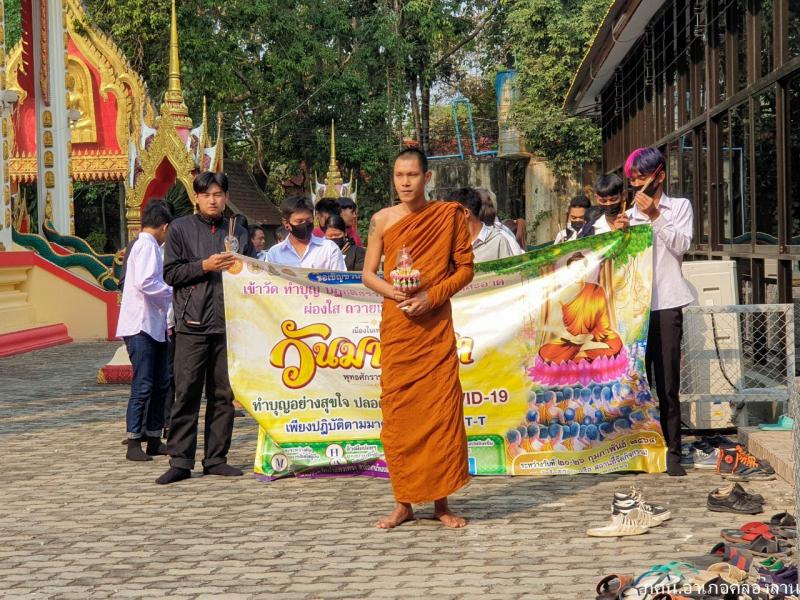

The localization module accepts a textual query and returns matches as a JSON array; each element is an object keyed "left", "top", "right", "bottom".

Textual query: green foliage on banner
[{"left": 475, "top": 225, "right": 653, "bottom": 277}]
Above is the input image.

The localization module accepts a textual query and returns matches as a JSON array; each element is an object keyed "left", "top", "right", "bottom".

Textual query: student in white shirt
[
  {"left": 265, "top": 196, "right": 347, "bottom": 271},
  {"left": 587, "top": 174, "right": 626, "bottom": 236},
  {"left": 554, "top": 195, "right": 591, "bottom": 243},
  {"left": 614, "top": 147, "right": 694, "bottom": 477},
  {"left": 116, "top": 200, "right": 173, "bottom": 462},
  {"left": 475, "top": 187, "right": 525, "bottom": 255},
  {"left": 249, "top": 225, "right": 267, "bottom": 261},
  {"left": 449, "top": 187, "right": 517, "bottom": 262}
]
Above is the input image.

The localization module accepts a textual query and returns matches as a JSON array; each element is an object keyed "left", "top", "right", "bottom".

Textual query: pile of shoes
[
  {"left": 587, "top": 487, "right": 671, "bottom": 537},
  {"left": 680, "top": 436, "right": 731, "bottom": 470},
  {"left": 594, "top": 513, "right": 798, "bottom": 598},
  {"left": 707, "top": 483, "right": 765, "bottom": 515}
]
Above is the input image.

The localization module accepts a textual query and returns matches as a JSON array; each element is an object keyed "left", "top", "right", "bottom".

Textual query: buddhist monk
[
  {"left": 539, "top": 253, "right": 622, "bottom": 364},
  {"left": 362, "top": 147, "right": 474, "bottom": 529}
]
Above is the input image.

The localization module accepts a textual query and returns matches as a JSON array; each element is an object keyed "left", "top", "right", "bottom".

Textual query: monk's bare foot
[
  {"left": 433, "top": 498, "right": 467, "bottom": 528},
  {"left": 375, "top": 503, "right": 414, "bottom": 529},
  {"left": 433, "top": 510, "right": 467, "bottom": 528}
]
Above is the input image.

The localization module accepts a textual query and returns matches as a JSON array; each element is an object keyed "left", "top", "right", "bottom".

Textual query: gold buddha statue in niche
[{"left": 65, "top": 59, "right": 97, "bottom": 144}]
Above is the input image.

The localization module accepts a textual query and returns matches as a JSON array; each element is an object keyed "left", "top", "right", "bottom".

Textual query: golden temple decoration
[
  {"left": 10, "top": 152, "right": 128, "bottom": 183},
  {"left": 5, "top": 0, "right": 152, "bottom": 185},
  {"left": 65, "top": 58, "right": 98, "bottom": 143},
  {"left": 45, "top": 171, "right": 54, "bottom": 187},
  {"left": 42, "top": 110, "right": 52, "bottom": 127},
  {"left": 322, "top": 119, "right": 343, "bottom": 198},
  {"left": 215, "top": 111, "right": 224, "bottom": 171},
  {"left": 39, "top": 0, "right": 50, "bottom": 105},
  {"left": 45, "top": 192, "right": 53, "bottom": 220},
  {"left": 163, "top": 0, "right": 191, "bottom": 128},
  {"left": 125, "top": 107, "right": 195, "bottom": 238},
  {"left": 44, "top": 150, "right": 53, "bottom": 167}
]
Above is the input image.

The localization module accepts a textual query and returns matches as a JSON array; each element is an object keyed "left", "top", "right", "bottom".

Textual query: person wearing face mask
[
  {"left": 576, "top": 174, "right": 627, "bottom": 238},
  {"left": 265, "top": 195, "right": 346, "bottom": 271},
  {"left": 323, "top": 213, "right": 366, "bottom": 271},
  {"left": 554, "top": 195, "right": 592, "bottom": 243},
  {"left": 615, "top": 147, "right": 694, "bottom": 477}
]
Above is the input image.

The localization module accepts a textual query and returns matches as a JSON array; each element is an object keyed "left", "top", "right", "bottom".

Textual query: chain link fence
[{"left": 679, "top": 304, "right": 795, "bottom": 428}]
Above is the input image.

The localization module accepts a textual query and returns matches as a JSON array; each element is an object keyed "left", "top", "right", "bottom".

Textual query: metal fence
[
  {"left": 679, "top": 304, "right": 795, "bottom": 416},
  {"left": 679, "top": 303, "right": 798, "bottom": 539}
]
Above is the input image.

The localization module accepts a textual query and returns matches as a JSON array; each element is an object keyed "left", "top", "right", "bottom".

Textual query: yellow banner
[{"left": 223, "top": 226, "right": 665, "bottom": 479}]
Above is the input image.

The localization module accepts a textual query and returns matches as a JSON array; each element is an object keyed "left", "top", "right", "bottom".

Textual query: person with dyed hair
[{"left": 618, "top": 147, "right": 694, "bottom": 476}]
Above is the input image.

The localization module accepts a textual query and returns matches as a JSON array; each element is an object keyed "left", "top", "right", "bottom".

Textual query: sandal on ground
[
  {"left": 758, "top": 556, "right": 785, "bottom": 571},
  {"left": 686, "top": 542, "right": 753, "bottom": 572},
  {"left": 770, "top": 512, "right": 797, "bottom": 527},
  {"left": 720, "top": 522, "right": 775, "bottom": 543},
  {"left": 619, "top": 571, "right": 683, "bottom": 600},
  {"left": 595, "top": 574, "right": 633, "bottom": 599},
  {"left": 759, "top": 415, "right": 794, "bottom": 430},
  {"left": 732, "top": 534, "right": 792, "bottom": 557}
]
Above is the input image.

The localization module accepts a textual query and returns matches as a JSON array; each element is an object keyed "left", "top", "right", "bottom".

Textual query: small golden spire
[
  {"left": 322, "top": 120, "right": 342, "bottom": 198},
  {"left": 215, "top": 111, "right": 224, "bottom": 172},
  {"left": 200, "top": 96, "right": 209, "bottom": 150},
  {"left": 162, "top": 0, "right": 191, "bottom": 127}
]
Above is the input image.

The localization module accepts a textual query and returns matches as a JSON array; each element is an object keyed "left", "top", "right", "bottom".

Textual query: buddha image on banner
[{"left": 222, "top": 225, "right": 664, "bottom": 479}]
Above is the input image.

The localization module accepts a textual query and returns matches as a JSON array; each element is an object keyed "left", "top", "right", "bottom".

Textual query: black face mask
[
  {"left": 630, "top": 180, "right": 660, "bottom": 197},
  {"left": 570, "top": 220, "right": 585, "bottom": 231},
  {"left": 290, "top": 222, "right": 313, "bottom": 242},
  {"left": 602, "top": 202, "right": 622, "bottom": 218},
  {"left": 331, "top": 237, "right": 346, "bottom": 249}
]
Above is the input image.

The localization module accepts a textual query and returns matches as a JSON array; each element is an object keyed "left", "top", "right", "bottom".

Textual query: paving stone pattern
[{"left": 0, "top": 342, "right": 796, "bottom": 599}]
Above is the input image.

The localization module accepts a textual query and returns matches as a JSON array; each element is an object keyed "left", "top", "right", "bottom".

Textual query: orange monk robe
[
  {"left": 380, "top": 201, "right": 474, "bottom": 503},
  {"left": 539, "top": 282, "right": 623, "bottom": 364}
]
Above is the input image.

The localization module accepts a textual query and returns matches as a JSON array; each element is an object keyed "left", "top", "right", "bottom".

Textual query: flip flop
[
  {"left": 759, "top": 415, "right": 794, "bottom": 430},
  {"left": 758, "top": 556, "right": 785, "bottom": 572},
  {"left": 687, "top": 542, "right": 753, "bottom": 571},
  {"left": 596, "top": 574, "right": 633, "bottom": 599},
  {"left": 705, "top": 562, "right": 748, "bottom": 584},
  {"left": 769, "top": 512, "right": 796, "bottom": 527},
  {"left": 721, "top": 522, "right": 774, "bottom": 543},
  {"left": 732, "top": 534, "right": 792, "bottom": 557},
  {"left": 619, "top": 571, "right": 682, "bottom": 600}
]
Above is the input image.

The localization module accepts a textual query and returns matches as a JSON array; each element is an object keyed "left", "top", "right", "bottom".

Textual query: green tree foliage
[
  {"left": 4, "top": 0, "right": 21, "bottom": 47},
  {"left": 504, "top": 0, "right": 608, "bottom": 176},
  {"left": 3, "top": 0, "right": 504, "bottom": 232}
]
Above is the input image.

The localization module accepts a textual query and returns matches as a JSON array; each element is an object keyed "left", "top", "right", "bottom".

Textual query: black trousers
[
  {"left": 167, "top": 332, "right": 235, "bottom": 470},
  {"left": 645, "top": 307, "right": 684, "bottom": 463},
  {"left": 163, "top": 329, "right": 176, "bottom": 429}
]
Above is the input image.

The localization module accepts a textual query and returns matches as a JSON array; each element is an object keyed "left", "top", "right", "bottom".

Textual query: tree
[
  {"left": 504, "top": 0, "right": 607, "bottom": 176},
  {"left": 392, "top": 0, "right": 503, "bottom": 156}
]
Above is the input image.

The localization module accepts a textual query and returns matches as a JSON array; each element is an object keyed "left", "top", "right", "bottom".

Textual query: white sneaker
[
  {"left": 612, "top": 488, "right": 672, "bottom": 523},
  {"left": 587, "top": 508, "right": 652, "bottom": 537}
]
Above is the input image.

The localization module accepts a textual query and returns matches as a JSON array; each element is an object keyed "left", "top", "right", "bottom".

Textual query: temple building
[{"left": 565, "top": 0, "right": 800, "bottom": 307}]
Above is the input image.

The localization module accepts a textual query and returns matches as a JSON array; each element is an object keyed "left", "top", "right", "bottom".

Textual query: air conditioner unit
[{"left": 678, "top": 260, "right": 742, "bottom": 429}]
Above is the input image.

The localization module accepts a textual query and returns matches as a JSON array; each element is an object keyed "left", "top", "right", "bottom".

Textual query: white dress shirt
[
  {"left": 554, "top": 225, "right": 580, "bottom": 244},
  {"left": 627, "top": 193, "right": 694, "bottom": 311},
  {"left": 473, "top": 223, "right": 517, "bottom": 263},
  {"left": 265, "top": 235, "right": 347, "bottom": 271},
  {"left": 494, "top": 218, "right": 524, "bottom": 255},
  {"left": 116, "top": 232, "right": 173, "bottom": 342}
]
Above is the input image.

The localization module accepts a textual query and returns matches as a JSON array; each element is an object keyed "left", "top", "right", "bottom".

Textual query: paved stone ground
[{"left": 0, "top": 342, "right": 796, "bottom": 599}]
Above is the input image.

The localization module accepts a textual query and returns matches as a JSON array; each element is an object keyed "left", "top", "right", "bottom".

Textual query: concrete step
[{"left": 739, "top": 426, "right": 794, "bottom": 485}]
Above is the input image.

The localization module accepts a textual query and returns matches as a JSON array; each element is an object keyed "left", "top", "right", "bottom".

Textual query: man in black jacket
[{"left": 156, "top": 171, "right": 255, "bottom": 485}]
